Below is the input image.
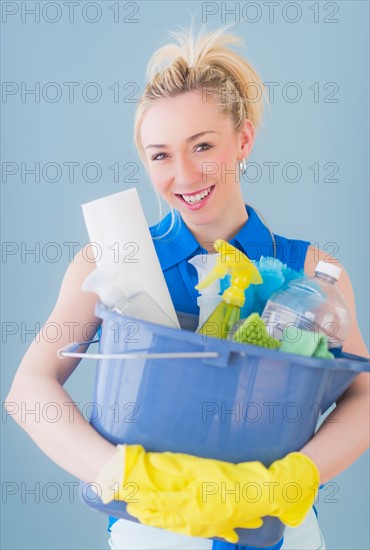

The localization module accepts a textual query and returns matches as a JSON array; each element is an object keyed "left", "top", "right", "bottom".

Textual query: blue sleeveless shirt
[
  {"left": 108, "top": 204, "right": 310, "bottom": 550},
  {"left": 149, "top": 204, "right": 309, "bottom": 317}
]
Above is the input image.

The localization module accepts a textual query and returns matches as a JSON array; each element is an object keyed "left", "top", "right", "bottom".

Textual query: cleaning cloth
[{"left": 280, "top": 329, "right": 334, "bottom": 359}]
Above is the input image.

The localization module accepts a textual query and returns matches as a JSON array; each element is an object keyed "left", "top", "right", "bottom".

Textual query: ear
[{"left": 237, "top": 119, "right": 255, "bottom": 160}]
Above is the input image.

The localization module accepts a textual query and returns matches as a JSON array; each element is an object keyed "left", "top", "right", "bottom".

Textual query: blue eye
[
  {"left": 151, "top": 143, "right": 212, "bottom": 162},
  {"left": 196, "top": 143, "right": 212, "bottom": 152},
  {"left": 151, "top": 152, "right": 167, "bottom": 161}
]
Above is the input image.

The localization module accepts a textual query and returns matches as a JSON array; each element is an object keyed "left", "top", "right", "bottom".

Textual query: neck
[{"left": 188, "top": 204, "right": 249, "bottom": 252}]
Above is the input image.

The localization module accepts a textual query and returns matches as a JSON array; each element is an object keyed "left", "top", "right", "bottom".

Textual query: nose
[{"left": 173, "top": 154, "right": 203, "bottom": 190}]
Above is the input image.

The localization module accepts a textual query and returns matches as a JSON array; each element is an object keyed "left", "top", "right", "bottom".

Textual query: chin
[{"left": 183, "top": 210, "right": 219, "bottom": 227}]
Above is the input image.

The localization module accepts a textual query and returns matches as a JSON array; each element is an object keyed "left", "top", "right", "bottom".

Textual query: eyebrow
[{"left": 144, "top": 131, "right": 219, "bottom": 151}]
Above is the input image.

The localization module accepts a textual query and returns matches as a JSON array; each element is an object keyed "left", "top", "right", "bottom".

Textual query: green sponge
[{"left": 233, "top": 313, "right": 281, "bottom": 350}]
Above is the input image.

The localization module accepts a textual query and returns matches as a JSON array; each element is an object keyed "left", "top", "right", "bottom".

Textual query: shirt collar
[
  {"left": 150, "top": 205, "right": 274, "bottom": 270},
  {"left": 150, "top": 211, "right": 201, "bottom": 271},
  {"left": 229, "top": 204, "right": 275, "bottom": 261}
]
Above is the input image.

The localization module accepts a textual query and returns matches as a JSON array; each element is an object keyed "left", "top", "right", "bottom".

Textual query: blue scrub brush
[{"left": 226, "top": 256, "right": 303, "bottom": 317}]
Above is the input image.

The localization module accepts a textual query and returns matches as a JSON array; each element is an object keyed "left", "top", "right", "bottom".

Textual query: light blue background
[{"left": 1, "top": 1, "right": 369, "bottom": 549}]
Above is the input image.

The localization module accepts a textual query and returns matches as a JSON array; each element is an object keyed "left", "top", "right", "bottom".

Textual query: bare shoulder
[
  {"left": 304, "top": 245, "right": 368, "bottom": 357},
  {"left": 57, "top": 244, "right": 98, "bottom": 302}
]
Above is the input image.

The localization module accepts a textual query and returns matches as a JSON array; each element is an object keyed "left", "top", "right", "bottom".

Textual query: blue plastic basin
[{"left": 79, "top": 302, "right": 369, "bottom": 547}]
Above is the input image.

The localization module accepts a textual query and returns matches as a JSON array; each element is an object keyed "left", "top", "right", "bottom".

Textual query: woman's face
[{"left": 140, "top": 91, "right": 254, "bottom": 235}]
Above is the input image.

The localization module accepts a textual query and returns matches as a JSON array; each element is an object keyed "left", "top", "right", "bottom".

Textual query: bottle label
[{"left": 262, "top": 302, "right": 316, "bottom": 342}]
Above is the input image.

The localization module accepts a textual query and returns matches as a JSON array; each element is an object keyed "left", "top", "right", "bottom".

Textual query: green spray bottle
[{"left": 196, "top": 239, "right": 263, "bottom": 340}]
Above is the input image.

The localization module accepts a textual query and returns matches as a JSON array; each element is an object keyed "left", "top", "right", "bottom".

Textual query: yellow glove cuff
[
  {"left": 283, "top": 452, "right": 320, "bottom": 492},
  {"left": 269, "top": 452, "right": 320, "bottom": 527},
  {"left": 94, "top": 445, "right": 126, "bottom": 504}
]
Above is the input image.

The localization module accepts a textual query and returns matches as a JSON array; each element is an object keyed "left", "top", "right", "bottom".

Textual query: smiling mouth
[{"left": 175, "top": 185, "right": 215, "bottom": 205}]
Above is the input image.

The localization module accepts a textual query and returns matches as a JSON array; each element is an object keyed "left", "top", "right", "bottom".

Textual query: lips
[{"left": 175, "top": 185, "right": 215, "bottom": 209}]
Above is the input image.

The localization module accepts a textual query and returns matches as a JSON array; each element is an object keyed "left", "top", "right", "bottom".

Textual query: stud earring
[{"left": 239, "top": 158, "right": 247, "bottom": 174}]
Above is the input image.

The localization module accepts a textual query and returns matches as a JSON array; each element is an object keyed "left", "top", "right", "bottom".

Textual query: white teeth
[{"left": 182, "top": 187, "right": 212, "bottom": 204}]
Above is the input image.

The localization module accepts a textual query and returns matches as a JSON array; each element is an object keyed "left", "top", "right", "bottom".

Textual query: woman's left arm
[{"left": 300, "top": 246, "right": 369, "bottom": 483}]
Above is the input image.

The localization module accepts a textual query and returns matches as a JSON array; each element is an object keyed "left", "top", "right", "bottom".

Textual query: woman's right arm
[{"left": 4, "top": 247, "right": 118, "bottom": 484}]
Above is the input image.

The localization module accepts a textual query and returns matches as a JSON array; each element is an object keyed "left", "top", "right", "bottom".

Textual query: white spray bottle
[{"left": 188, "top": 253, "right": 222, "bottom": 331}]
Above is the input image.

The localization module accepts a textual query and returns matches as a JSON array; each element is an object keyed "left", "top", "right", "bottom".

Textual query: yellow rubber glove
[
  {"left": 95, "top": 444, "right": 189, "bottom": 504},
  {"left": 95, "top": 445, "right": 319, "bottom": 542}
]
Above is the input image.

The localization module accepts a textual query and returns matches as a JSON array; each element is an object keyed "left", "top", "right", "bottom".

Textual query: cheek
[
  {"left": 150, "top": 172, "right": 171, "bottom": 195},
  {"left": 211, "top": 149, "right": 237, "bottom": 184},
  {"left": 213, "top": 147, "right": 236, "bottom": 170}
]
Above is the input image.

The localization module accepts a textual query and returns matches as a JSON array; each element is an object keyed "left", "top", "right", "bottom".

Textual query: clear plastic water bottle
[{"left": 261, "top": 261, "right": 351, "bottom": 354}]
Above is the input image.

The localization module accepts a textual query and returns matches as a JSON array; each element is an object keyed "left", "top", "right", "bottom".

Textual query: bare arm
[
  {"left": 300, "top": 246, "right": 369, "bottom": 483},
  {"left": 4, "top": 247, "right": 118, "bottom": 483}
]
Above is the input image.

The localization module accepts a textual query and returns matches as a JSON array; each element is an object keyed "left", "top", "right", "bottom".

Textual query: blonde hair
[{"left": 134, "top": 22, "right": 268, "bottom": 167}]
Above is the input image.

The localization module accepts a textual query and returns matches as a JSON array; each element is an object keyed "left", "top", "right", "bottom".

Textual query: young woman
[{"left": 5, "top": 25, "right": 369, "bottom": 550}]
